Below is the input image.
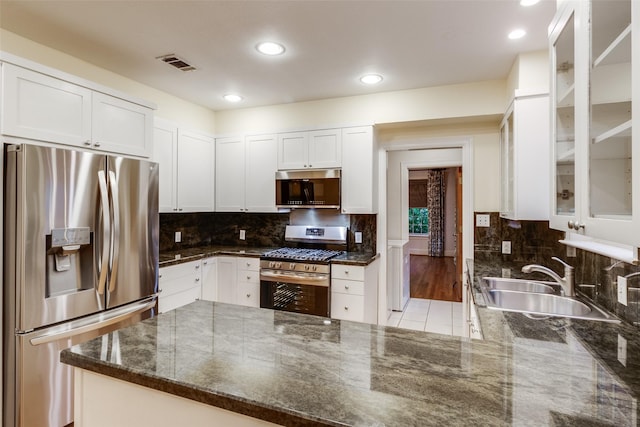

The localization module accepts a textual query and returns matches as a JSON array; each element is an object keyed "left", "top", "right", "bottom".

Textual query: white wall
[
  {"left": 506, "top": 50, "right": 550, "bottom": 103},
  {"left": 214, "top": 80, "right": 506, "bottom": 136},
  {"left": 378, "top": 120, "right": 501, "bottom": 213},
  {"left": 0, "top": 29, "right": 216, "bottom": 134}
]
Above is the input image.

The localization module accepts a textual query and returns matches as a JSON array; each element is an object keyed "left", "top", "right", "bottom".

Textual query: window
[{"left": 409, "top": 207, "right": 429, "bottom": 234}]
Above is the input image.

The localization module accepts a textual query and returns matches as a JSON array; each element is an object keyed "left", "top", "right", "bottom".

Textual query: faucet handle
[{"left": 552, "top": 256, "right": 574, "bottom": 271}]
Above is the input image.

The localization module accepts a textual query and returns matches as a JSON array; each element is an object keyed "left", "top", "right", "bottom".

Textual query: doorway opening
[{"left": 408, "top": 167, "right": 462, "bottom": 303}]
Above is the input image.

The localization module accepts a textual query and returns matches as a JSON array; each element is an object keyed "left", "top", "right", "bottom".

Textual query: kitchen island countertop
[{"left": 62, "top": 293, "right": 639, "bottom": 426}]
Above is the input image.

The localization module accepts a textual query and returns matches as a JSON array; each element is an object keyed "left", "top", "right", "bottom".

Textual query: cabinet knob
[
  {"left": 345, "top": 284, "right": 349, "bottom": 290},
  {"left": 309, "top": 164, "right": 312, "bottom": 168},
  {"left": 246, "top": 293, "right": 251, "bottom": 298},
  {"left": 344, "top": 306, "right": 349, "bottom": 311},
  {"left": 83, "top": 140, "right": 91, "bottom": 146},
  {"left": 94, "top": 141, "right": 101, "bottom": 147},
  {"left": 344, "top": 270, "right": 349, "bottom": 274},
  {"left": 203, "top": 261, "right": 208, "bottom": 265},
  {"left": 247, "top": 275, "right": 251, "bottom": 280},
  {"left": 173, "top": 208, "right": 178, "bottom": 211},
  {"left": 178, "top": 208, "right": 183, "bottom": 211},
  {"left": 246, "top": 262, "right": 251, "bottom": 267},
  {"left": 195, "top": 264, "right": 200, "bottom": 269},
  {"left": 195, "top": 278, "right": 200, "bottom": 282},
  {"left": 159, "top": 274, "right": 163, "bottom": 278}
]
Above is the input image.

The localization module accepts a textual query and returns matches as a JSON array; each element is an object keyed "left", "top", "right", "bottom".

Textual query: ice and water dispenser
[{"left": 45, "top": 227, "right": 93, "bottom": 297}]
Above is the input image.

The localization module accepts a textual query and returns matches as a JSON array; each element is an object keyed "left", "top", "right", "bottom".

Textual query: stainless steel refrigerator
[{"left": 3, "top": 144, "right": 159, "bottom": 427}]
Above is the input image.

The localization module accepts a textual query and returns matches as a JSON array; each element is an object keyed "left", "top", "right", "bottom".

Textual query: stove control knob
[
  {"left": 269, "top": 261, "right": 275, "bottom": 268},
  {"left": 313, "top": 265, "right": 317, "bottom": 271},
  {"left": 276, "top": 262, "right": 282, "bottom": 269},
  {"left": 289, "top": 263, "right": 296, "bottom": 270},
  {"left": 304, "top": 265, "right": 310, "bottom": 271}
]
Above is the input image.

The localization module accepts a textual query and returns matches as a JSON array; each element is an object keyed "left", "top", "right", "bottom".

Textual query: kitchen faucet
[{"left": 522, "top": 257, "right": 575, "bottom": 297}]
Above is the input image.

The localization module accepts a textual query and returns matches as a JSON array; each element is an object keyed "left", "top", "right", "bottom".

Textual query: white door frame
[{"left": 376, "top": 136, "right": 474, "bottom": 324}]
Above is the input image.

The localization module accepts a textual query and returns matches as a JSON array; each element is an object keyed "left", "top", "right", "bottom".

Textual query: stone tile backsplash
[
  {"left": 474, "top": 212, "right": 640, "bottom": 326},
  {"left": 159, "top": 212, "right": 376, "bottom": 254}
]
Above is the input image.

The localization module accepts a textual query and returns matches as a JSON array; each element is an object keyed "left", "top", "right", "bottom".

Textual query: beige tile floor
[{"left": 387, "top": 298, "right": 464, "bottom": 337}]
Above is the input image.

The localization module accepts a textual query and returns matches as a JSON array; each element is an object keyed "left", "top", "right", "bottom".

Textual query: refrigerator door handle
[
  {"left": 97, "top": 170, "right": 111, "bottom": 295},
  {"left": 28, "top": 297, "right": 157, "bottom": 346},
  {"left": 108, "top": 170, "right": 120, "bottom": 293}
]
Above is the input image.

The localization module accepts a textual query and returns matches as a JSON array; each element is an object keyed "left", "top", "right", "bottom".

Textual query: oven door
[{"left": 260, "top": 271, "right": 330, "bottom": 317}]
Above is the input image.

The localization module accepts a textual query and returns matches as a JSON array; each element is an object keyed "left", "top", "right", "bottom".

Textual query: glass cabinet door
[
  {"left": 589, "top": 0, "right": 632, "bottom": 220},
  {"left": 552, "top": 10, "right": 577, "bottom": 219},
  {"left": 500, "top": 109, "right": 514, "bottom": 217}
]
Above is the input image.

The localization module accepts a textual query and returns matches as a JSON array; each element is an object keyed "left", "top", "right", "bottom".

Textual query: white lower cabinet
[
  {"left": 216, "top": 256, "right": 237, "bottom": 304},
  {"left": 463, "top": 279, "right": 483, "bottom": 340},
  {"left": 236, "top": 257, "right": 261, "bottom": 307},
  {"left": 331, "top": 260, "right": 378, "bottom": 324},
  {"left": 158, "top": 260, "right": 201, "bottom": 313},
  {"left": 200, "top": 257, "right": 217, "bottom": 301}
]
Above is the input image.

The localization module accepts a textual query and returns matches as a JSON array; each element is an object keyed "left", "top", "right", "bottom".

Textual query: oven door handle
[{"left": 260, "top": 270, "right": 330, "bottom": 287}]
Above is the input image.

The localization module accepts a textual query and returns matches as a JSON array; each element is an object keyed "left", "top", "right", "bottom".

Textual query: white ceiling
[{"left": 0, "top": 0, "right": 557, "bottom": 112}]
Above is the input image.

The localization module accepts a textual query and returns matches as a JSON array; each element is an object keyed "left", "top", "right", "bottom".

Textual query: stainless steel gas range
[{"left": 259, "top": 225, "right": 346, "bottom": 317}]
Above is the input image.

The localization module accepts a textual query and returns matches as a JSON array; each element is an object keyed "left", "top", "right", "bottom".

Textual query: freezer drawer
[{"left": 5, "top": 298, "right": 156, "bottom": 427}]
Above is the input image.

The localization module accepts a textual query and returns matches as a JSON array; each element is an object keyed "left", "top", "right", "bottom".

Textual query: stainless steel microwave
[{"left": 275, "top": 169, "right": 341, "bottom": 209}]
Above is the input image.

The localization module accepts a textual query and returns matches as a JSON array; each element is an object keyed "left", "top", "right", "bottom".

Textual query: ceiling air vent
[{"left": 156, "top": 54, "right": 196, "bottom": 72}]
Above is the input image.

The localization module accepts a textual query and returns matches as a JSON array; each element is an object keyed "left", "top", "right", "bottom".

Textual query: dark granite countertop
[
  {"left": 62, "top": 295, "right": 638, "bottom": 426},
  {"left": 159, "top": 245, "right": 378, "bottom": 267}
]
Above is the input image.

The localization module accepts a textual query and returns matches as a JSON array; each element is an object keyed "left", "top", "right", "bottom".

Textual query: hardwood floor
[{"left": 409, "top": 255, "right": 461, "bottom": 302}]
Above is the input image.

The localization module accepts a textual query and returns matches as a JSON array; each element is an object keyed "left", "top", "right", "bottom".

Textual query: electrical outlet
[
  {"left": 501, "top": 268, "right": 511, "bottom": 278},
  {"left": 174, "top": 231, "right": 181, "bottom": 243},
  {"left": 566, "top": 246, "right": 577, "bottom": 257},
  {"left": 355, "top": 232, "right": 363, "bottom": 244},
  {"left": 501, "top": 241, "right": 511, "bottom": 255},
  {"left": 618, "top": 334, "right": 627, "bottom": 367},
  {"left": 476, "top": 214, "right": 490, "bottom": 227},
  {"left": 618, "top": 275, "right": 628, "bottom": 306},
  {"left": 239, "top": 229, "right": 246, "bottom": 240}
]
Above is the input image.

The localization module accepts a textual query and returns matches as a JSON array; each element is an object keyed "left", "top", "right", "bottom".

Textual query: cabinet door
[
  {"left": 177, "top": 129, "right": 215, "bottom": 212},
  {"left": 92, "top": 92, "right": 153, "bottom": 157},
  {"left": 216, "top": 256, "right": 237, "bottom": 304},
  {"left": 549, "top": 2, "right": 580, "bottom": 231},
  {"left": 1, "top": 63, "right": 92, "bottom": 146},
  {"left": 308, "top": 129, "right": 341, "bottom": 168},
  {"left": 341, "top": 126, "right": 377, "bottom": 213},
  {"left": 245, "top": 134, "right": 277, "bottom": 212},
  {"left": 277, "top": 132, "right": 308, "bottom": 169},
  {"left": 153, "top": 119, "right": 178, "bottom": 213},
  {"left": 215, "top": 136, "right": 246, "bottom": 212},
  {"left": 201, "top": 257, "right": 217, "bottom": 301},
  {"left": 584, "top": 0, "right": 637, "bottom": 243},
  {"left": 499, "top": 107, "right": 515, "bottom": 218}
]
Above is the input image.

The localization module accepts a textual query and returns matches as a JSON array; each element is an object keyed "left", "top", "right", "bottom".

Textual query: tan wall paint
[
  {"left": 0, "top": 29, "right": 216, "bottom": 134},
  {"left": 214, "top": 80, "right": 506, "bottom": 136}
]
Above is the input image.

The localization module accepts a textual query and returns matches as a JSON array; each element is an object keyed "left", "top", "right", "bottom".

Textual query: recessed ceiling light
[
  {"left": 256, "top": 41, "right": 285, "bottom": 56},
  {"left": 508, "top": 29, "right": 526, "bottom": 40},
  {"left": 223, "top": 94, "right": 243, "bottom": 103},
  {"left": 360, "top": 74, "right": 383, "bottom": 85},
  {"left": 520, "top": 0, "right": 540, "bottom": 6}
]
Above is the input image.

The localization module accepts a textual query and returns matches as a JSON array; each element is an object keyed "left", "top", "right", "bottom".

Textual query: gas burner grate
[{"left": 263, "top": 247, "right": 343, "bottom": 262}]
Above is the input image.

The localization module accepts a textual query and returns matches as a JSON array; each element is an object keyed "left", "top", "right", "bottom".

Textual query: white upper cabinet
[
  {"left": 153, "top": 119, "right": 214, "bottom": 213},
  {"left": 215, "top": 136, "right": 246, "bottom": 212},
  {"left": 1, "top": 63, "right": 92, "bottom": 146},
  {"left": 216, "top": 134, "right": 277, "bottom": 212},
  {"left": 91, "top": 92, "right": 153, "bottom": 157},
  {"left": 177, "top": 129, "right": 215, "bottom": 212},
  {"left": 277, "top": 128, "right": 341, "bottom": 170},
  {"left": 341, "top": 126, "right": 377, "bottom": 214},
  {"left": 245, "top": 134, "right": 278, "bottom": 212},
  {"left": 152, "top": 119, "right": 178, "bottom": 212},
  {"left": 500, "top": 93, "right": 550, "bottom": 221},
  {"left": 1, "top": 62, "right": 153, "bottom": 157},
  {"left": 549, "top": 0, "right": 640, "bottom": 253}
]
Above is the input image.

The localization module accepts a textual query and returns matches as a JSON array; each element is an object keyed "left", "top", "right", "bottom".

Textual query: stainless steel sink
[
  {"left": 479, "top": 284, "right": 620, "bottom": 323},
  {"left": 482, "top": 277, "right": 557, "bottom": 294}
]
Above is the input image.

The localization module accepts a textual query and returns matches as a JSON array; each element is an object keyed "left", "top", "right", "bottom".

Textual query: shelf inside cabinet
[
  {"left": 592, "top": 119, "right": 632, "bottom": 144},
  {"left": 557, "top": 84, "right": 575, "bottom": 107},
  {"left": 593, "top": 24, "right": 631, "bottom": 68},
  {"left": 557, "top": 147, "right": 575, "bottom": 163}
]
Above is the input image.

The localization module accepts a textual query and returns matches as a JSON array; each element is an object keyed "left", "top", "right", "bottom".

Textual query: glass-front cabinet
[{"left": 549, "top": 0, "right": 640, "bottom": 255}]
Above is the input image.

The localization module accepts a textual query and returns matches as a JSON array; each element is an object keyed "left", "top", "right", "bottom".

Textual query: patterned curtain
[{"left": 426, "top": 169, "right": 445, "bottom": 256}]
